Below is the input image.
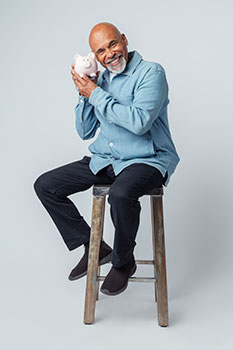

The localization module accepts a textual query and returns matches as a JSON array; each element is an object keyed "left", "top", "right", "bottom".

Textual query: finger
[
  {"left": 71, "top": 68, "right": 80, "bottom": 78},
  {"left": 82, "top": 73, "right": 90, "bottom": 81},
  {"left": 72, "top": 70, "right": 79, "bottom": 78},
  {"left": 72, "top": 74, "right": 77, "bottom": 82},
  {"left": 75, "top": 80, "right": 81, "bottom": 89},
  {"left": 75, "top": 77, "right": 85, "bottom": 90},
  {"left": 71, "top": 70, "right": 77, "bottom": 79},
  {"left": 75, "top": 72, "right": 84, "bottom": 82},
  {"left": 73, "top": 73, "right": 85, "bottom": 86}
]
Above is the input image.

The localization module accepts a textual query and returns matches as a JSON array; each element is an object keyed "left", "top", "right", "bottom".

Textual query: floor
[{"left": 1, "top": 248, "right": 232, "bottom": 350}]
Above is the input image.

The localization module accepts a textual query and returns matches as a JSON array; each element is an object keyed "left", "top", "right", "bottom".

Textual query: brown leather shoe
[{"left": 68, "top": 240, "right": 112, "bottom": 281}]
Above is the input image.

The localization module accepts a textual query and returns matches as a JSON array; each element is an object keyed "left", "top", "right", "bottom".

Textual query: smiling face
[{"left": 89, "top": 22, "right": 129, "bottom": 74}]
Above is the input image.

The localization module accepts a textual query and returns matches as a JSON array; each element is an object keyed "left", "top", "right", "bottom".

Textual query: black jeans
[{"left": 33, "top": 156, "right": 168, "bottom": 268}]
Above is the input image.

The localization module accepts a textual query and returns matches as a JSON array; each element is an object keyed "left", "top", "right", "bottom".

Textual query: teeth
[{"left": 111, "top": 57, "right": 120, "bottom": 64}]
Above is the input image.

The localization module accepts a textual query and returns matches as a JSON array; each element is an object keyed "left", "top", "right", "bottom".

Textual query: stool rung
[
  {"left": 97, "top": 276, "right": 156, "bottom": 283},
  {"left": 97, "top": 260, "right": 154, "bottom": 265},
  {"left": 135, "top": 259, "right": 154, "bottom": 265}
]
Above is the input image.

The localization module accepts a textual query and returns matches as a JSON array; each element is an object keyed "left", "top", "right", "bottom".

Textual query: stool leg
[
  {"left": 150, "top": 196, "right": 157, "bottom": 303},
  {"left": 96, "top": 265, "right": 100, "bottom": 301},
  {"left": 96, "top": 201, "right": 106, "bottom": 301},
  {"left": 150, "top": 195, "right": 169, "bottom": 327},
  {"left": 83, "top": 195, "right": 106, "bottom": 324}
]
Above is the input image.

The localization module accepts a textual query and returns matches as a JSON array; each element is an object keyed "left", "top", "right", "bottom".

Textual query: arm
[
  {"left": 75, "top": 94, "right": 100, "bottom": 140},
  {"left": 88, "top": 68, "right": 168, "bottom": 135},
  {"left": 71, "top": 64, "right": 100, "bottom": 140}
]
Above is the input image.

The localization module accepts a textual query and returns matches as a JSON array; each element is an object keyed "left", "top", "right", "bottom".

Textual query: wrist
[{"left": 88, "top": 86, "right": 98, "bottom": 99}]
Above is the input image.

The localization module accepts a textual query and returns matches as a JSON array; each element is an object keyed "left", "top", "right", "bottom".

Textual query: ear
[
  {"left": 121, "top": 33, "right": 128, "bottom": 46},
  {"left": 88, "top": 51, "right": 96, "bottom": 60},
  {"left": 74, "top": 53, "right": 80, "bottom": 61}
]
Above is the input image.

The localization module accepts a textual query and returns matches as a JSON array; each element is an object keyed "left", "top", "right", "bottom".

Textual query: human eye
[
  {"left": 96, "top": 50, "right": 103, "bottom": 57},
  {"left": 110, "top": 41, "right": 117, "bottom": 47}
]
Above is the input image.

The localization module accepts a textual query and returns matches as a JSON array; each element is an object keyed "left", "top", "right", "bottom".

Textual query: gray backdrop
[{"left": 1, "top": 0, "right": 233, "bottom": 349}]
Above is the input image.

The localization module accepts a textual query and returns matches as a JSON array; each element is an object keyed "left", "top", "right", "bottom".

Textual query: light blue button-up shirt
[{"left": 75, "top": 50, "right": 180, "bottom": 186}]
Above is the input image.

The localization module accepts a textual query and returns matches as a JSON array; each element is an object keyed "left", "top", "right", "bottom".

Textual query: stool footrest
[
  {"left": 135, "top": 259, "right": 154, "bottom": 265},
  {"left": 97, "top": 276, "right": 156, "bottom": 283},
  {"left": 96, "top": 259, "right": 155, "bottom": 265}
]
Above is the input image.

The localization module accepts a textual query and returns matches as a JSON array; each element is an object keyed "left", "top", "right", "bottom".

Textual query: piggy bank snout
[{"left": 82, "top": 60, "right": 91, "bottom": 68}]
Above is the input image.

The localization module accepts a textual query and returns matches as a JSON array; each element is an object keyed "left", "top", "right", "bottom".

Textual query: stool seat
[
  {"left": 93, "top": 184, "right": 163, "bottom": 196},
  {"left": 83, "top": 183, "right": 168, "bottom": 327}
]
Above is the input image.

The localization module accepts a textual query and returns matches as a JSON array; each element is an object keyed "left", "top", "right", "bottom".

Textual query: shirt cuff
[{"left": 78, "top": 92, "right": 88, "bottom": 104}]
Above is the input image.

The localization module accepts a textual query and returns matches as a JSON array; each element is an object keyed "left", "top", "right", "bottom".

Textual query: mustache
[{"left": 105, "top": 54, "right": 122, "bottom": 64}]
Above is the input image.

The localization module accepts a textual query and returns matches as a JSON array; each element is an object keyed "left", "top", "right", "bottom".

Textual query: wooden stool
[{"left": 83, "top": 184, "right": 168, "bottom": 327}]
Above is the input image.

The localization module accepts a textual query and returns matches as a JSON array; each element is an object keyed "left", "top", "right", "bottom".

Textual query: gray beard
[{"left": 106, "top": 56, "right": 127, "bottom": 74}]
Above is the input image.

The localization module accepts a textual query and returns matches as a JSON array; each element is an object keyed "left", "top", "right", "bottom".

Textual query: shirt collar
[{"left": 102, "top": 50, "right": 143, "bottom": 81}]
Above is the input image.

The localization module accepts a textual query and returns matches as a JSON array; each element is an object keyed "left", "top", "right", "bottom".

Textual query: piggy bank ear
[
  {"left": 74, "top": 53, "right": 80, "bottom": 61},
  {"left": 88, "top": 51, "right": 96, "bottom": 60}
]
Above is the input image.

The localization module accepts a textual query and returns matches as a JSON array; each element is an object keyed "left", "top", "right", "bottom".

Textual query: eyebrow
[{"left": 95, "top": 40, "right": 117, "bottom": 55}]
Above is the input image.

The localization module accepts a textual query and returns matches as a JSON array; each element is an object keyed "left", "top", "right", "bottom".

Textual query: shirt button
[
  {"left": 109, "top": 121, "right": 112, "bottom": 124},
  {"left": 80, "top": 100, "right": 84, "bottom": 103},
  {"left": 109, "top": 142, "right": 113, "bottom": 147}
]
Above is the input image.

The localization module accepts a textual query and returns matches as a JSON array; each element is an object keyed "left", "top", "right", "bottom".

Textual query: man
[{"left": 34, "top": 22, "right": 180, "bottom": 296}]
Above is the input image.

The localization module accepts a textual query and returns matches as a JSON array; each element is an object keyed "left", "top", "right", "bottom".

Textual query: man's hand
[{"left": 71, "top": 64, "right": 100, "bottom": 98}]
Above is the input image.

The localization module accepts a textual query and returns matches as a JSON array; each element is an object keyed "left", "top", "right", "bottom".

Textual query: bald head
[{"left": 89, "top": 22, "right": 123, "bottom": 50}]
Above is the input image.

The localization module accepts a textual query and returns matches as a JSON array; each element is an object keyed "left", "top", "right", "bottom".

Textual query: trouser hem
[{"left": 67, "top": 239, "right": 89, "bottom": 251}]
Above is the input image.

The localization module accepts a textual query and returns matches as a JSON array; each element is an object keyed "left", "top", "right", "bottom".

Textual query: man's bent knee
[
  {"left": 33, "top": 172, "right": 52, "bottom": 196},
  {"left": 108, "top": 187, "right": 135, "bottom": 206}
]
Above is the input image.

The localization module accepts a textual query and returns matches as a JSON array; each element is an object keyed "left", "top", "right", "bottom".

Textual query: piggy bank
[{"left": 74, "top": 51, "right": 98, "bottom": 79}]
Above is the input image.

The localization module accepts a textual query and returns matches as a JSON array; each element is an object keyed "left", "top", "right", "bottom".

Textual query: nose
[{"left": 105, "top": 47, "right": 115, "bottom": 61}]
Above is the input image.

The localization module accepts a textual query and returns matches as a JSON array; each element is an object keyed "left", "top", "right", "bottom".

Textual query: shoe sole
[
  {"left": 68, "top": 251, "right": 112, "bottom": 281},
  {"left": 100, "top": 263, "right": 137, "bottom": 296}
]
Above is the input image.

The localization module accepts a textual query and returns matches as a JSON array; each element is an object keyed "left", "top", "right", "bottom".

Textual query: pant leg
[
  {"left": 107, "top": 164, "right": 167, "bottom": 268},
  {"left": 33, "top": 156, "right": 115, "bottom": 251}
]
